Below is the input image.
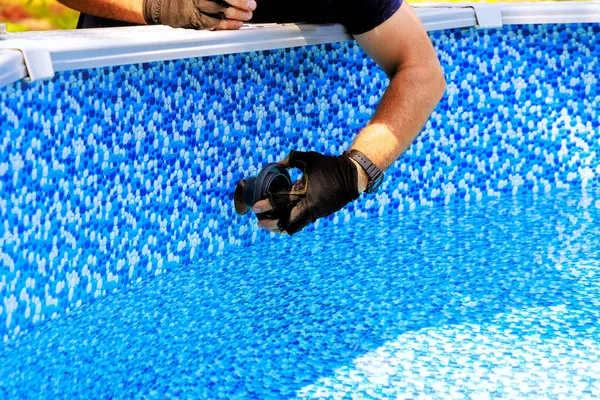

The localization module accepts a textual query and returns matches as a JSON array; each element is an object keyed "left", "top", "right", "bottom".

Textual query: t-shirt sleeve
[{"left": 337, "top": 0, "right": 403, "bottom": 35}]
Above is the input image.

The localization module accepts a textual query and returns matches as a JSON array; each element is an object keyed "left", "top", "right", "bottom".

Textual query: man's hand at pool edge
[{"left": 58, "top": 0, "right": 255, "bottom": 30}]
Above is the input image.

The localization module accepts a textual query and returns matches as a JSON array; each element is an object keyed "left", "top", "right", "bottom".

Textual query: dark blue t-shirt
[
  {"left": 250, "top": 0, "right": 402, "bottom": 34},
  {"left": 77, "top": 0, "right": 402, "bottom": 35}
]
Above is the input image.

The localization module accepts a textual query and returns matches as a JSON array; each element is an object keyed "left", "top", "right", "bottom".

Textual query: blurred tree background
[
  {"left": 1, "top": 0, "right": 79, "bottom": 31},
  {"left": 0, "top": 0, "right": 582, "bottom": 32}
]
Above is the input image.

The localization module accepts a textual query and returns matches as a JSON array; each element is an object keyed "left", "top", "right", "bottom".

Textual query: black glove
[
  {"left": 144, "top": 0, "right": 235, "bottom": 29},
  {"left": 272, "top": 150, "right": 361, "bottom": 235}
]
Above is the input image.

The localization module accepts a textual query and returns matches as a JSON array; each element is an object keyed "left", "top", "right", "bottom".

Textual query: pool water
[{"left": 2, "top": 190, "right": 599, "bottom": 398}]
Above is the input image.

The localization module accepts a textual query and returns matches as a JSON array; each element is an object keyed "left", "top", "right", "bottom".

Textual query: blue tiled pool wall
[{"left": 0, "top": 23, "right": 599, "bottom": 342}]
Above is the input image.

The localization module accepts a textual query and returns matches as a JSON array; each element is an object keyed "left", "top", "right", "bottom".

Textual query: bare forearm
[
  {"left": 58, "top": 0, "right": 146, "bottom": 24},
  {"left": 350, "top": 64, "right": 446, "bottom": 188}
]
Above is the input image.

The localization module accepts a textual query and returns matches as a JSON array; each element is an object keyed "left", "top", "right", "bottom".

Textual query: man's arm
[
  {"left": 254, "top": 1, "right": 446, "bottom": 235},
  {"left": 350, "top": 1, "right": 446, "bottom": 190},
  {"left": 58, "top": 0, "right": 255, "bottom": 30},
  {"left": 58, "top": 0, "right": 146, "bottom": 25}
]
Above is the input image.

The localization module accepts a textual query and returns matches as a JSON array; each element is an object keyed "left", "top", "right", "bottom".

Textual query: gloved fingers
[
  {"left": 286, "top": 150, "right": 305, "bottom": 170},
  {"left": 251, "top": 176, "right": 306, "bottom": 215},
  {"left": 202, "top": 3, "right": 251, "bottom": 31},
  {"left": 213, "top": 0, "right": 256, "bottom": 11},
  {"left": 279, "top": 198, "right": 313, "bottom": 235},
  {"left": 277, "top": 174, "right": 308, "bottom": 198},
  {"left": 222, "top": 6, "right": 253, "bottom": 20},
  {"left": 278, "top": 153, "right": 292, "bottom": 168},
  {"left": 286, "top": 150, "right": 324, "bottom": 172},
  {"left": 213, "top": 18, "right": 244, "bottom": 30},
  {"left": 256, "top": 198, "right": 313, "bottom": 235},
  {"left": 257, "top": 218, "right": 286, "bottom": 234},
  {"left": 199, "top": 0, "right": 253, "bottom": 15},
  {"left": 185, "top": 13, "right": 221, "bottom": 29}
]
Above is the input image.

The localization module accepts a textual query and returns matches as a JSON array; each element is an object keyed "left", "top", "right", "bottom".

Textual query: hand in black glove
[
  {"left": 252, "top": 150, "right": 363, "bottom": 235},
  {"left": 143, "top": 0, "right": 256, "bottom": 30}
]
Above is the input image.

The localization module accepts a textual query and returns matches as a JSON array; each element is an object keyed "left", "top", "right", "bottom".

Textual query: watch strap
[{"left": 345, "top": 150, "right": 384, "bottom": 193}]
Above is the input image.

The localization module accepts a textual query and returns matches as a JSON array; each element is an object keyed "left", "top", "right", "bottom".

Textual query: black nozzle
[{"left": 234, "top": 163, "right": 292, "bottom": 220}]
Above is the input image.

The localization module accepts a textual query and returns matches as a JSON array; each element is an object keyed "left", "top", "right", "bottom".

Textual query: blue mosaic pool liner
[
  {"left": 0, "top": 23, "right": 599, "bottom": 341},
  {"left": 2, "top": 191, "right": 599, "bottom": 398}
]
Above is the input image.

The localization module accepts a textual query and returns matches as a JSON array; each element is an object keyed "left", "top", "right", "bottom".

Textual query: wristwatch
[{"left": 345, "top": 149, "right": 384, "bottom": 194}]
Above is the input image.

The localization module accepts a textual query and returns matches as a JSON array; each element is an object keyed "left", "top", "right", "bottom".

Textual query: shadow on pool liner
[{"left": 1, "top": 192, "right": 599, "bottom": 398}]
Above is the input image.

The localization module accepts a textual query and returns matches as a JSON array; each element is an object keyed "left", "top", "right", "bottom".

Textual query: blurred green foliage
[{"left": 1, "top": 0, "right": 79, "bottom": 31}]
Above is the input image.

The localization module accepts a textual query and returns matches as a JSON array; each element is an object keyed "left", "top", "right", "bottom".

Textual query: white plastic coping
[
  {"left": 0, "top": 50, "right": 27, "bottom": 88},
  {"left": 0, "top": 2, "right": 599, "bottom": 89},
  {"left": 419, "top": 1, "right": 600, "bottom": 27},
  {"left": 0, "top": 40, "right": 55, "bottom": 82}
]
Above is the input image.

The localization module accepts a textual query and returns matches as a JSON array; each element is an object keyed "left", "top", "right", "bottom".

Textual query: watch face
[{"left": 366, "top": 175, "right": 384, "bottom": 193}]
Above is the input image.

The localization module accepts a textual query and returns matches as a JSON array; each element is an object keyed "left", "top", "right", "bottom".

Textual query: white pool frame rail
[{"left": 0, "top": 2, "right": 599, "bottom": 89}]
